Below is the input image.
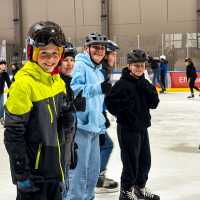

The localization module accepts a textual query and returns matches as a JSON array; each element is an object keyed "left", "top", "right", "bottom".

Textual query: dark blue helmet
[
  {"left": 64, "top": 42, "right": 77, "bottom": 58},
  {"left": 107, "top": 40, "right": 119, "bottom": 52}
]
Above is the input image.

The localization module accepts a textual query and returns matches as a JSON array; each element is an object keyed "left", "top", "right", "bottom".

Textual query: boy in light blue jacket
[{"left": 65, "top": 33, "right": 111, "bottom": 200}]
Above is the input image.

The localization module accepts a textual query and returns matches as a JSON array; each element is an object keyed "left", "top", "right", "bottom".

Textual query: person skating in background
[
  {"left": 159, "top": 55, "right": 168, "bottom": 92},
  {"left": 66, "top": 33, "right": 111, "bottom": 200},
  {"left": 4, "top": 21, "right": 73, "bottom": 200},
  {"left": 185, "top": 57, "right": 200, "bottom": 98},
  {"left": 0, "top": 60, "right": 11, "bottom": 125},
  {"left": 96, "top": 40, "right": 119, "bottom": 193},
  {"left": 60, "top": 42, "right": 86, "bottom": 198},
  {"left": 148, "top": 56, "right": 165, "bottom": 93},
  {"left": 105, "top": 49, "right": 160, "bottom": 200},
  {"left": 11, "top": 62, "right": 20, "bottom": 82}
]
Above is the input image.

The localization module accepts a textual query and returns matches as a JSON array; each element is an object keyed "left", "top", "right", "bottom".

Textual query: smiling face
[
  {"left": 86, "top": 44, "right": 106, "bottom": 64},
  {"left": 37, "top": 43, "right": 61, "bottom": 73},
  {"left": 128, "top": 62, "right": 145, "bottom": 77}
]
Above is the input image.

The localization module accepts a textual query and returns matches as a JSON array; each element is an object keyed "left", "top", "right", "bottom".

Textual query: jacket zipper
[
  {"left": 53, "top": 97, "right": 65, "bottom": 183},
  {"left": 47, "top": 104, "right": 53, "bottom": 124},
  {"left": 35, "top": 144, "right": 42, "bottom": 169}
]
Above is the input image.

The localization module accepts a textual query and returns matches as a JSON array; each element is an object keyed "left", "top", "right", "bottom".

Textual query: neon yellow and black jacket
[{"left": 4, "top": 61, "right": 68, "bottom": 184}]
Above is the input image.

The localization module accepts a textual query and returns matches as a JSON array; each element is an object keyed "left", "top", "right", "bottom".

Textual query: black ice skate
[
  {"left": 134, "top": 186, "right": 160, "bottom": 200},
  {"left": 187, "top": 94, "right": 194, "bottom": 98},
  {"left": 119, "top": 187, "right": 138, "bottom": 200},
  {"left": 96, "top": 171, "right": 119, "bottom": 193},
  {"left": 159, "top": 89, "right": 165, "bottom": 94}
]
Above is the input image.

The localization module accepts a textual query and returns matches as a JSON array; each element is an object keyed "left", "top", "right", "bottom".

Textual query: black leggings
[
  {"left": 160, "top": 72, "right": 166, "bottom": 89},
  {"left": 189, "top": 77, "right": 200, "bottom": 94}
]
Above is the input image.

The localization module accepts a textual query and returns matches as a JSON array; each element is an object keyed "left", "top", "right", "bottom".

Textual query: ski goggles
[
  {"left": 28, "top": 31, "right": 66, "bottom": 48},
  {"left": 32, "top": 47, "right": 63, "bottom": 62}
]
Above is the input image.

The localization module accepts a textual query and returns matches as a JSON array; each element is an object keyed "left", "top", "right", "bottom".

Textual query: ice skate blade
[{"left": 95, "top": 187, "right": 119, "bottom": 194}]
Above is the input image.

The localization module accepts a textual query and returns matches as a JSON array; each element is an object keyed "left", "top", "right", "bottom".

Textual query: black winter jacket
[
  {"left": 60, "top": 73, "right": 76, "bottom": 169},
  {"left": 0, "top": 71, "right": 11, "bottom": 94},
  {"left": 105, "top": 68, "right": 159, "bottom": 131},
  {"left": 186, "top": 63, "right": 197, "bottom": 80},
  {"left": 60, "top": 73, "right": 86, "bottom": 169}
]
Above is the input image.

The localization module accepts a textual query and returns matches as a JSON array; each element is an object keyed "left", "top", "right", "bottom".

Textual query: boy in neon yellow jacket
[{"left": 4, "top": 21, "right": 72, "bottom": 200}]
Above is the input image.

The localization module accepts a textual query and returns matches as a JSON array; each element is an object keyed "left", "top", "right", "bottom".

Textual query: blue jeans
[
  {"left": 65, "top": 129, "right": 100, "bottom": 200},
  {"left": 0, "top": 94, "right": 4, "bottom": 118},
  {"left": 152, "top": 68, "right": 163, "bottom": 88},
  {"left": 63, "top": 164, "right": 70, "bottom": 199},
  {"left": 100, "top": 132, "right": 113, "bottom": 172}
]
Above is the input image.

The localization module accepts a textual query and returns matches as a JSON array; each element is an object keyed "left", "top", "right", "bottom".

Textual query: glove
[
  {"left": 17, "top": 179, "right": 40, "bottom": 193},
  {"left": 99, "top": 134, "right": 106, "bottom": 146},
  {"left": 70, "top": 143, "right": 78, "bottom": 170},
  {"left": 101, "top": 79, "right": 112, "bottom": 95},
  {"left": 74, "top": 91, "right": 86, "bottom": 112},
  {"left": 103, "top": 111, "right": 110, "bottom": 128}
]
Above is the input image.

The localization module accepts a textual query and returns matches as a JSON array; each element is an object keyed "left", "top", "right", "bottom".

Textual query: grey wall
[
  {"left": 0, "top": 0, "right": 198, "bottom": 50},
  {"left": 109, "top": 0, "right": 197, "bottom": 51},
  {"left": 0, "top": 0, "right": 14, "bottom": 42}
]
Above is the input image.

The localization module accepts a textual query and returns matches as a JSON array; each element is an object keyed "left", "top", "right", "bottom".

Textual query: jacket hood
[
  {"left": 15, "top": 61, "right": 60, "bottom": 85},
  {"left": 75, "top": 52, "right": 102, "bottom": 69}
]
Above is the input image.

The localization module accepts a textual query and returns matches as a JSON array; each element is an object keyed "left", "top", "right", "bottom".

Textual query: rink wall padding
[{"left": 111, "top": 71, "right": 197, "bottom": 92}]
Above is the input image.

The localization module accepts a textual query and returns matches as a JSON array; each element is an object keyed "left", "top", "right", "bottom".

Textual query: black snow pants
[
  {"left": 189, "top": 77, "right": 200, "bottom": 94},
  {"left": 117, "top": 125, "right": 151, "bottom": 190}
]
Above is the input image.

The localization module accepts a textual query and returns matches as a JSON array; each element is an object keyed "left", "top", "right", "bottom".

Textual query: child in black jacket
[
  {"left": 60, "top": 43, "right": 86, "bottom": 197},
  {"left": 105, "top": 49, "right": 160, "bottom": 200}
]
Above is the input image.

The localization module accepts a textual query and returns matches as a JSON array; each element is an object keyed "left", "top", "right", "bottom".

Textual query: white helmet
[{"left": 160, "top": 55, "right": 166, "bottom": 60}]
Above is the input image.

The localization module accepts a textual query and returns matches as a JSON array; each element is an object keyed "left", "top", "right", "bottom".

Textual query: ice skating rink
[{"left": 1, "top": 92, "right": 200, "bottom": 200}]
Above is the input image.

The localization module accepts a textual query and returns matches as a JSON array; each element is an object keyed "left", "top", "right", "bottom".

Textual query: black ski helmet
[
  {"left": 26, "top": 21, "right": 66, "bottom": 61},
  {"left": 127, "top": 49, "right": 147, "bottom": 64},
  {"left": 184, "top": 57, "right": 192, "bottom": 62},
  {"left": 85, "top": 32, "right": 108, "bottom": 46},
  {"left": 107, "top": 40, "right": 119, "bottom": 52},
  {"left": 0, "top": 60, "right": 7, "bottom": 65},
  {"left": 64, "top": 42, "right": 77, "bottom": 59}
]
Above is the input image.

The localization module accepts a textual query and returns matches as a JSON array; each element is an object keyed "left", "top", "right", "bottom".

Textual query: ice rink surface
[{"left": 1, "top": 92, "right": 200, "bottom": 200}]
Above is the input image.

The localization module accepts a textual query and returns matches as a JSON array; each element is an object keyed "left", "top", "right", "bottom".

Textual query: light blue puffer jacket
[{"left": 70, "top": 52, "right": 106, "bottom": 134}]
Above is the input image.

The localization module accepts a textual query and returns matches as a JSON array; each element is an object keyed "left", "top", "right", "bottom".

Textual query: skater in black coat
[
  {"left": 0, "top": 60, "right": 11, "bottom": 124},
  {"left": 185, "top": 57, "right": 200, "bottom": 98},
  {"left": 60, "top": 42, "right": 86, "bottom": 167},
  {"left": 60, "top": 43, "right": 86, "bottom": 198},
  {"left": 105, "top": 49, "right": 160, "bottom": 200}
]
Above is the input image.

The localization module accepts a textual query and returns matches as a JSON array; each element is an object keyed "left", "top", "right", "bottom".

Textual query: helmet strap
[
  {"left": 27, "top": 45, "right": 33, "bottom": 61},
  {"left": 32, "top": 47, "right": 40, "bottom": 62},
  {"left": 31, "top": 46, "right": 63, "bottom": 62}
]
